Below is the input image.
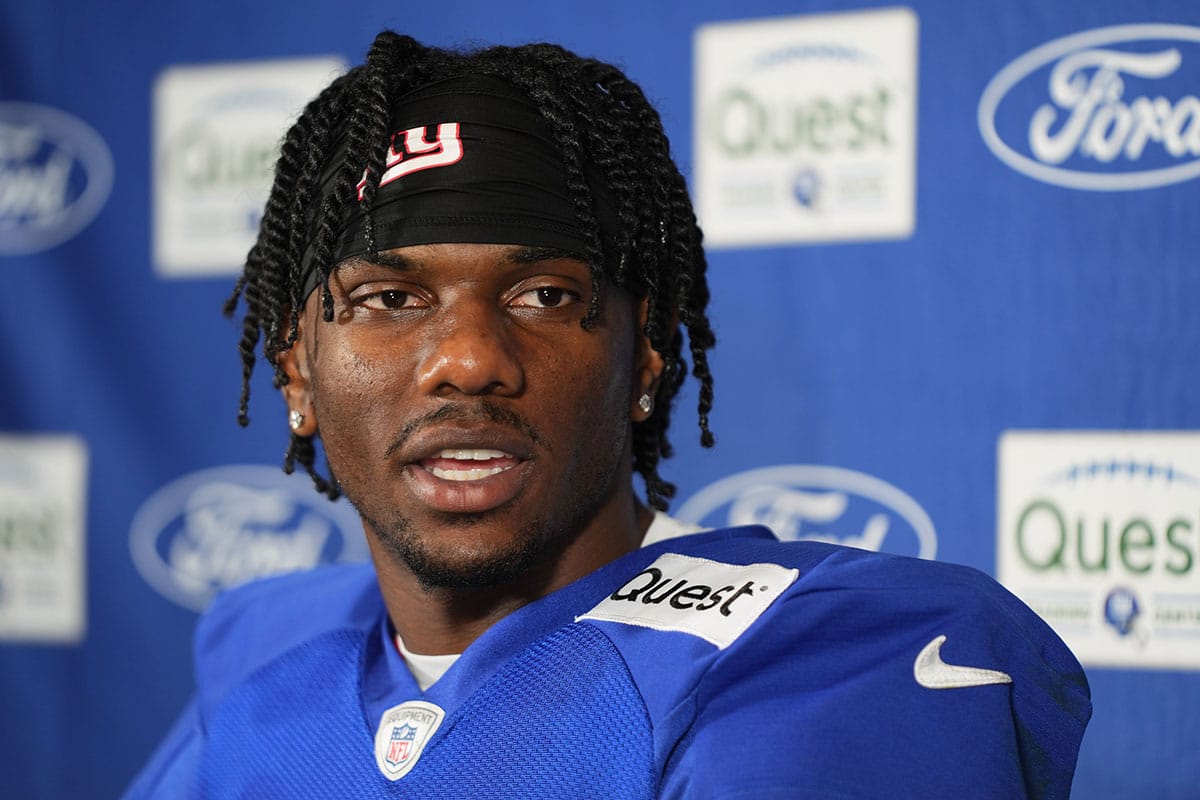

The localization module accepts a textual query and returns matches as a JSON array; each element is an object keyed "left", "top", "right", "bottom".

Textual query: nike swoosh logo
[{"left": 913, "top": 635, "right": 1013, "bottom": 689}]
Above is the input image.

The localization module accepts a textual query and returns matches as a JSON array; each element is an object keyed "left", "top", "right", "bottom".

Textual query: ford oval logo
[
  {"left": 676, "top": 464, "right": 937, "bottom": 559},
  {"left": 129, "top": 465, "right": 369, "bottom": 611},
  {"left": 978, "top": 24, "right": 1200, "bottom": 190},
  {"left": 0, "top": 102, "right": 114, "bottom": 254}
]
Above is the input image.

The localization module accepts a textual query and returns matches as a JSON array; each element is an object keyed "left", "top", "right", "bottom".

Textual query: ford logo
[
  {"left": 978, "top": 24, "right": 1200, "bottom": 190},
  {"left": 676, "top": 464, "right": 937, "bottom": 559},
  {"left": 0, "top": 102, "right": 114, "bottom": 254},
  {"left": 129, "top": 465, "right": 369, "bottom": 611}
]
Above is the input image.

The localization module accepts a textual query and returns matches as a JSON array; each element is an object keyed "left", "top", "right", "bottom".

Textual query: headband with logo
[{"left": 299, "top": 74, "right": 620, "bottom": 299}]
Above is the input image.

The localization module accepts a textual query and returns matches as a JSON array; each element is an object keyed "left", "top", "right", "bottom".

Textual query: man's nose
[{"left": 415, "top": 303, "right": 525, "bottom": 398}]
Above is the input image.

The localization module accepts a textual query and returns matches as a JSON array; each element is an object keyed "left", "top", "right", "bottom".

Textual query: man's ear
[
  {"left": 278, "top": 313, "right": 318, "bottom": 437},
  {"left": 631, "top": 296, "right": 666, "bottom": 423}
]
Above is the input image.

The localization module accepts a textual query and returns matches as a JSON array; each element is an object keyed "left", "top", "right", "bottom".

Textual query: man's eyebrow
[{"left": 356, "top": 251, "right": 416, "bottom": 271}]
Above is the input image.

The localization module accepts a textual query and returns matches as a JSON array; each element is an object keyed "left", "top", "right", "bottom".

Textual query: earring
[
  {"left": 637, "top": 394, "right": 654, "bottom": 415},
  {"left": 288, "top": 409, "right": 305, "bottom": 431}
]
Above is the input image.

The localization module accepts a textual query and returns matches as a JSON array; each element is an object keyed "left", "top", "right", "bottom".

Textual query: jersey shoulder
[
  {"left": 193, "top": 562, "right": 382, "bottom": 713},
  {"left": 617, "top": 529, "right": 1091, "bottom": 798},
  {"left": 599, "top": 527, "right": 1089, "bottom": 716},
  {"left": 668, "top": 529, "right": 1072, "bottom": 658}
]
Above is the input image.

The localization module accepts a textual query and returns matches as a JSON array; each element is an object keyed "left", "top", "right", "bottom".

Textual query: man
[{"left": 127, "top": 31, "right": 1090, "bottom": 798}]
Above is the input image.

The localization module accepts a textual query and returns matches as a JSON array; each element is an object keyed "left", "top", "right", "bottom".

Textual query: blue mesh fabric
[{"left": 198, "top": 623, "right": 655, "bottom": 798}]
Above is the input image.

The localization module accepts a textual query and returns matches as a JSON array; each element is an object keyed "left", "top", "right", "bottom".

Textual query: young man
[{"left": 127, "top": 32, "right": 1090, "bottom": 798}]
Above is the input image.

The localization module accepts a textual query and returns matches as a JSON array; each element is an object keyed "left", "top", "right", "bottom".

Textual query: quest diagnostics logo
[
  {"left": 153, "top": 56, "right": 345, "bottom": 276},
  {"left": 979, "top": 24, "right": 1200, "bottom": 190},
  {"left": 694, "top": 7, "right": 917, "bottom": 246},
  {"left": 0, "top": 103, "right": 114, "bottom": 255},
  {"left": 998, "top": 431, "right": 1200, "bottom": 669},
  {"left": 0, "top": 435, "right": 87, "bottom": 643},
  {"left": 676, "top": 464, "right": 936, "bottom": 559},
  {"left": 129, "top": 465, "right": 368, "bottom": 611}
]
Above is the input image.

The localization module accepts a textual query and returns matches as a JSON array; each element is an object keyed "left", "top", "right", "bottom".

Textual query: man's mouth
[
  {"left": 397, "top": 419, "right": 536, "bottom": 513},
  {"left": 420, "top": 449, "right": 521, "bottom": 482}
]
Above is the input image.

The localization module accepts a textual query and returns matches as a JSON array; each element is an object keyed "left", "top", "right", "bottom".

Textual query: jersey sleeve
[
  {"left": 120, "top": 697, "right": 202, "bottom": 799},
  {"left": 659, "top": 551, "right": 1091, "bottom": 800}
]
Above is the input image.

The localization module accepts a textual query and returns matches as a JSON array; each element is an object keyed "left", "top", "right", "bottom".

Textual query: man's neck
[{"left": 368, "top": 501, "right": 654, "bottom": 655}]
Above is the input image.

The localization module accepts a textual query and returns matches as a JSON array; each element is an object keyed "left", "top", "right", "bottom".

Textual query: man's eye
[
  {"left": 360, "top": 289, "right": 418, "bottom": 310},
  {"left": 513, "top": 287, "right": 578, "bottom": 308}
]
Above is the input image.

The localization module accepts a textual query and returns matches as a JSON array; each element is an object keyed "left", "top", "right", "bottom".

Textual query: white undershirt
[
  {"left": 393, "top": 510, "right": 701, "bottom": 691},
  {"left": 394, "top": 633, "right": 461, "bottom": 692}
]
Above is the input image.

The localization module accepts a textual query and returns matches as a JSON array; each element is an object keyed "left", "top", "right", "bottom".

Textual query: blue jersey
[{"left": 125, "top": 526, "right": 1090, "bottom": 798}]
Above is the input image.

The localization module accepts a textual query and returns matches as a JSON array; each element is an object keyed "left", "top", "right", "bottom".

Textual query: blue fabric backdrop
[{"left": 2, "top": 1, "right": 1197, "bottom": 797}]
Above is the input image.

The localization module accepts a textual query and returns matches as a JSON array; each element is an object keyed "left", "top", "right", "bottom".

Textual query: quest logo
[
  {"left": 0, "top": 103, "right": 114, "bottom": 255},
  {"left": 0, "top": 434, "right": 87, "bottom": 643},
  {"left": 153, "top": 57, "right": 345, "bottom": 276},
  {"left": 676, "top": 464, "right": 936, "bottom": 559},
  {"left": 998, "top": 431, "right": 1200, "bottom": 669},
  {"left": 979, "top": 24, "right": 1200, "bottom": 190},
  {"left": 693, "top": 7, "right": 917, "bottom": 246},
  {"left": 129, "top": 464, "right": 368, "bottom": 611}
]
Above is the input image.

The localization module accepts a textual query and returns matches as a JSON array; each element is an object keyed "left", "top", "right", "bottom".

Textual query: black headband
[{"left": 299, "top": 74, "right": 620, "bottom": 298}]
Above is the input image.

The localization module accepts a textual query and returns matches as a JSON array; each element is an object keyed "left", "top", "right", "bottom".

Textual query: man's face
[{"left": 282, "top": 243, "right": 660, "bottom": 590}]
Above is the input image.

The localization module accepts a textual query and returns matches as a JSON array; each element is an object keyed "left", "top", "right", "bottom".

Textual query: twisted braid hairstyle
[{"left": 225, "top": 31, "right": 716, "bottom": 510}]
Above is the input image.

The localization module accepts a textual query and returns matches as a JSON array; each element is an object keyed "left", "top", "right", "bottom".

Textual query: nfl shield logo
[
  {"left": 386, "top": 724, "right": 418, "bottom": 767},
  {"left": 374, "top": 700, "right": 446, "bottom": 781}
]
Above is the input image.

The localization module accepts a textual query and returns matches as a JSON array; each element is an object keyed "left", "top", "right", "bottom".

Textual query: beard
[{"left": 358, "top": 506, "right": 555, "bottom": 590}]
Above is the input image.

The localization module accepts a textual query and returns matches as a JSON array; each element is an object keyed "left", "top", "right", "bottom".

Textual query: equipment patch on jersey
[
  {"left": 373, "top": 700, "right": 445, "bottom": 780},
  {"left": 577, "top": 553, "right": 798, "bottom": 649}
]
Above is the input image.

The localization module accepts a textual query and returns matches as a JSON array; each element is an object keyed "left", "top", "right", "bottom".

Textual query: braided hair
[{"left": 224, "top": 31, "right": 716, "bottom": 510}]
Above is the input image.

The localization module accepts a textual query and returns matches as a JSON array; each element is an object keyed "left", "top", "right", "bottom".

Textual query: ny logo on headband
[{"left": 356, "top": 122, "right": 464, "bottom": 200}]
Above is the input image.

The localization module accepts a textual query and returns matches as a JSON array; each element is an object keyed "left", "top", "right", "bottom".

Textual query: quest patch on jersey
[
  {"left": 578, "top": 553, "right": 798, "bottom": 649},
  {"left": 374, "top": 700, "right": 445, "bottom": 780}
]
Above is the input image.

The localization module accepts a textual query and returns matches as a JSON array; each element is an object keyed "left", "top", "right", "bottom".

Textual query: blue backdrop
[{"left": 2, "top": 1, "right": 1198, "bottom": 797}]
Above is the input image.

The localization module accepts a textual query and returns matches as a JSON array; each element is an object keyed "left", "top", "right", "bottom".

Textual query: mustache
[{"left": 383, "top": 401, "right": 548, "bottom": 459}]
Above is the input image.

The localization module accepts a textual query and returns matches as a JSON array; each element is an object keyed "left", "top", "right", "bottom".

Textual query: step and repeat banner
[{"left": 2, "top": 1, "right": 1197, "bottom": 797}]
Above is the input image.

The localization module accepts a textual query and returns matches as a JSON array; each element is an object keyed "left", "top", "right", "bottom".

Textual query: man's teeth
[
  {"left": 429, "top": 449, "right": 514, "bottom": 481},
  {"left": 430, "top": 465, "right": 510, "bottom": 481},
  {"left": 436, "top": 449, "right": 509, "bottom": 461}
]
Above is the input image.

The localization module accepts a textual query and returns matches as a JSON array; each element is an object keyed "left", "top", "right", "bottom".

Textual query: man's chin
[
  {"left": 376, "top": 520, "right": 552, "bottom": 592},
  {"left": 405, "top": 547, "right": 544, "bottom": 591}
]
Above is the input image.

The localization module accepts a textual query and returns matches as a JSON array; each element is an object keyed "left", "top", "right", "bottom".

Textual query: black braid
[{"left": 224, "top": 32, "right": 717, "bottom": 510}]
